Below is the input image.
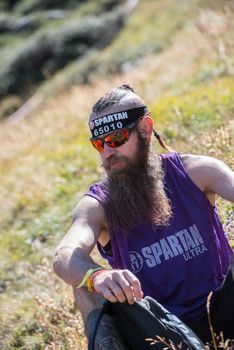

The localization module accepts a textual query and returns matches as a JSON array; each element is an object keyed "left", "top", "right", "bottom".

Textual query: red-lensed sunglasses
[{"left": 90, "top": 122, "right": 137, "bottom": 152}]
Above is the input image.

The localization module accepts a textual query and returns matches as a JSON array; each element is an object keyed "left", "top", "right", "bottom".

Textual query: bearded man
[{"left": 53, "top": 85, "right": 234, "bottom": 349}]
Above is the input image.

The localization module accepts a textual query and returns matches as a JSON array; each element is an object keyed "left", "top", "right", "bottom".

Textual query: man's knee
[
  {"left": 73, "top": 286, "right": 104, "bottom": 321},
  {"left": 73, "top": 287, "right": 129, "bottom": 349}
]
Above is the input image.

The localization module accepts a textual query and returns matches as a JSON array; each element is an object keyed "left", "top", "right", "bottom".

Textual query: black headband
[{"left": 89, "top": 106, "right": 148, "bottom": 138}]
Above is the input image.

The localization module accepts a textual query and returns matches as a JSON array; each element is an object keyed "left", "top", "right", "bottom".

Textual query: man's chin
[
  {"left": 104, "top": 162, "right": 128, "bottom": 176},
  {"left": 103, "top": 158, "right": 128, "bottom": 174}
]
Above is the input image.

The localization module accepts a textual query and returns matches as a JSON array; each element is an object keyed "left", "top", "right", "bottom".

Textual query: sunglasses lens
[
  {"left": 105, "top": 129, "right": 129, "bottom": 148},
  {"left": 91, "top": 139, "right": 104, "bottom": 152},
  {"left": 90, "top": 128, "right": 131, "bottom": 152}
]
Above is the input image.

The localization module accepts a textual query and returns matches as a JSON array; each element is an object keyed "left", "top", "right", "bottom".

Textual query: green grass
[{"left": 151, "top": 76, "right": 234, "bottom": 145}]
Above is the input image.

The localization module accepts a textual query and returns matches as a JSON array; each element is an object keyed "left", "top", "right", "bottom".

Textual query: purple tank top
[{"left": 86, "top": 152, "right": 233, "bottom": 321}]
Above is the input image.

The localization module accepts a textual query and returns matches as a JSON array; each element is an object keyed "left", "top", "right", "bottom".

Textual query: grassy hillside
[{"left": 0, "top": 0, "right": 233, "bottom": 349}]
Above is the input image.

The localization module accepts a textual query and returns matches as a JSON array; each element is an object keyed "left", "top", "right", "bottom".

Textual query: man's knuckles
[{"left": 103, "top": 291, "right": 116, "bottom": 301}]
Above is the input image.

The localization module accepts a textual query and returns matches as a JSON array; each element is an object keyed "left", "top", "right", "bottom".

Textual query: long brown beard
[{"left": 102, "top": 133, "right": 172, "bottom": 235}]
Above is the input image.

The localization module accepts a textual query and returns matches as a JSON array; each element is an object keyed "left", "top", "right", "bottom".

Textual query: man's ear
[{"left": 137, "top": 113, "right": 153, "bottom": 140}]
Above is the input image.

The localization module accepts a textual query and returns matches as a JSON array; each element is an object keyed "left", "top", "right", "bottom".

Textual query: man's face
[
  {"left": 89, "top": 112, "right": 141, "bottom": 175},
  {"left": 100, "top": 126, "right": 139, "bottom": 175}
]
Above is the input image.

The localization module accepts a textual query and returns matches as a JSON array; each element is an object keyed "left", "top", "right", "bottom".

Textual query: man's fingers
[
  {"left": 93, "top": 269, "right": 143, "bottom": 304},
  {"left": 123, "top": 270, "right": 143, "bottom": 301},
  {"left": 112, "top": 270, "right": 143, "bottom": 304},
  {"left": 113, "top": 275, "right": 135, "bottom": 304},
  {"left": 109, "top": 281, "right": 127, "bottom": 303},
  {"left": 102, "top": 286, "right": 118, "bottom": 303}
]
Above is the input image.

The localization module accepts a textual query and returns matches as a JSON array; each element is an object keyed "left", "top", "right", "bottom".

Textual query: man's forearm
[{"left": 53, "top": 246, "right": 102, "bottom": 286}]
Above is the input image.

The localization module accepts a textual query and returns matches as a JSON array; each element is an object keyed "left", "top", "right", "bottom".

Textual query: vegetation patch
[{"left": 151, "top": 77, "right": 234, "bottom": 146}]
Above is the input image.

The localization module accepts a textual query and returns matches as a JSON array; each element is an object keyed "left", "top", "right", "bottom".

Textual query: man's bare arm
[
  {"left": 53, "top": 195, "right": 143, "bottom": 304},
  {"left": 182, "top": 154, "right": 234, "bottom": 203},
  {"left": 53, "top": 195, "right": 106, "bottom": 286}
]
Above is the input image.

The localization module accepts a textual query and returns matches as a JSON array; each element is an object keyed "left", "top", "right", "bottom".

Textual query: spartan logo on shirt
[
  {"left": 129, "top": 251, "right": 144, "bottom": 273},
  {"left": 129, "top": 224, "right": 208, "bottom": 273}
]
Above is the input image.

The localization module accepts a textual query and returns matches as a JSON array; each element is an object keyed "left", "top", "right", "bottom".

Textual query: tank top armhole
[
  {"left": 85, "top": 192, "right": 103, "bottom": 203},
  {"left": 82, "top": 182, "right": 108, "bottom": 210},
  {"left": 97, "top": 240, "right": 112, "bottom": 256},
  {"left": 161, "top": 152, "right": 215, "bottom": 209}
]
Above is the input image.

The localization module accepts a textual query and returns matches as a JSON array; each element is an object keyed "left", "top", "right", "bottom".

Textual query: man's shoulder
[
  {"left": 180, "top": 153, "right": 229, "bottom": 194},
  {"left": 160, "top": 152, "right": 220, "bottom": 176},
  {"left": 72, "top": 194, "right": 106, "bottom": 224},
  {"left": 180, "top": 153, "right": 224, "bottom": 172}
]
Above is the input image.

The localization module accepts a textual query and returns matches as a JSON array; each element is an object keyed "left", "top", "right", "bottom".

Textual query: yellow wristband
[{"left": 77, "top": 267, "right": 104, "bottom": 290}]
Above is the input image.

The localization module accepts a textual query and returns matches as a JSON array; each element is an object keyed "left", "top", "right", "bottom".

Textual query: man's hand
[{"left": 93, "top": 269, "right": 143, "bottom": 304}]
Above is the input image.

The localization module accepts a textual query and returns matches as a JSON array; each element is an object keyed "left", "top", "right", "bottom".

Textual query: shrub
[
  {"left": 0, "top": 10, "right": 125, "bottom": 98},
  {"left": 0, "top": 95, "right": 22, "bottom": 119}
]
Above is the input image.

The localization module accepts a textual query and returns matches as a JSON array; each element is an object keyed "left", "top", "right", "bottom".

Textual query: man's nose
[{"left": 101, "top": 143, "right": 116, "bottom": 160}]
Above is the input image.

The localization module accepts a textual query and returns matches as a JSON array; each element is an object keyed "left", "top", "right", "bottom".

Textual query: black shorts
[{"left": 184, "top": 267, "right": 234, "bottom": 344}]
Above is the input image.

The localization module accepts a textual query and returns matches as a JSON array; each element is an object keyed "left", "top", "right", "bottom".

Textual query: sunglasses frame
[{"left": 90, "top": 121, "right": 138, "bottom": 152}]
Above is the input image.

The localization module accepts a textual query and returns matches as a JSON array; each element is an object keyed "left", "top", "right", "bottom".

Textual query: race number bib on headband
[{"left": 89, "top": 106, "right": 148, "bottom": 138}]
